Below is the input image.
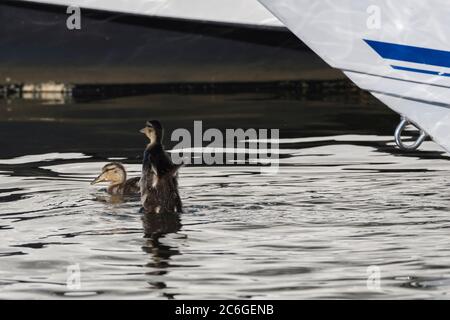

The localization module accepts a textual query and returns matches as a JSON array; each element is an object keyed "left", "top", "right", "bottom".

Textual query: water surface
[{"left": 1, "top": 91, "right": 450, "bottom": 299}]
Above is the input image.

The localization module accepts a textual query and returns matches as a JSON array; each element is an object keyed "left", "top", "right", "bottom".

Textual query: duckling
[
  {"left": 91, "top": 162, "right": 140, "bottom": 195},
  {"left": 140, "top": 120, "right": 183, "bottom": 214}
]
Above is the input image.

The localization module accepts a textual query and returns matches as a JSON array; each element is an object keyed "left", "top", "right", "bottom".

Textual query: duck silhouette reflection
[{"left": 141, "top": 212, "right": 182, "bottom": 298}]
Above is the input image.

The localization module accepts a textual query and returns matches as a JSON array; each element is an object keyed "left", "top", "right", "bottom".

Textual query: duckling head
[
  {"left": 140, "top": 120, "right": 163, "bottom": 147},
  {"left": 91, "top": 162, "right": 127, "bottom": 186}
]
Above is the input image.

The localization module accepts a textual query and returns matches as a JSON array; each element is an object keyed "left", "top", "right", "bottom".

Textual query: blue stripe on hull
[
  {"left": 391, "top": 65, "right": 450, "bottom": 77},
  {"left": 365, "top": 39, "right": 450, "bottom": 69}
]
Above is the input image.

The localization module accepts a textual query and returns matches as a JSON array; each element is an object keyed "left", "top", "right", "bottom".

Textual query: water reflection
[
  {"left": 3, "top": 92, "right": 450, "bottom": 299},
  {"left": 142, "top": 212, "right": 182, "bottom": 298},
  {"left": 94, "top": 193, "right": 139, "bottom": 205}
]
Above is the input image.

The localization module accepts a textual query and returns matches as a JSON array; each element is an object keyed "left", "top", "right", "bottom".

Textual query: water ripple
[{"left": 2, "top": 134, "right": 450, "bottom": 298}]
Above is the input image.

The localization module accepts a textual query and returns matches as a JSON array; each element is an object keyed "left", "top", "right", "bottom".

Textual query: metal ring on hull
[{"left": 394, "top": 117, "right": 428, "bottom": 151}]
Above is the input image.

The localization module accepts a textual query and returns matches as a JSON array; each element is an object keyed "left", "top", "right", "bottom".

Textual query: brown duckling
[
  {"left": 140, "top": 120, "right": 182, "bottom": 214},
  {"left": 91, "top": 162, "right": 140, "bottom": 195}
]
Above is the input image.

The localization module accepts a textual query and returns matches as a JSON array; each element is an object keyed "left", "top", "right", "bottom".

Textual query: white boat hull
[
  {"left": 259, "top": 0, "right": 450, "bottom": 153},
  {"left": 23, "top": 0, "right": 283, "bottom": 28},
  {"left": 1, "top": 1, "right": 340, "bottom": 84}
]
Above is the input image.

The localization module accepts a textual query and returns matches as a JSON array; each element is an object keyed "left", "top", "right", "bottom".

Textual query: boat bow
[{"left": 259, "top": 0, "right": 450, "bottom": 153}]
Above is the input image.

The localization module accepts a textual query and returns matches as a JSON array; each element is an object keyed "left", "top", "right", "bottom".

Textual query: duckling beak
[
  {"left": 91, "top": 172, "right": 106, "bottom": 185},
  {"left": 139, "top": 128, "right": 147, "bottom": 134}
]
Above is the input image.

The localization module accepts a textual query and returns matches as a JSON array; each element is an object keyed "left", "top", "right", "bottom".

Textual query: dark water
[{"left": 2, "top": 89, "right": 450, "bottom": 299}]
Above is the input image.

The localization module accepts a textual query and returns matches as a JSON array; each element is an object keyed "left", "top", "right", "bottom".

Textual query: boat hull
[
  {"left": 0, "top": 1, "right": 341, "bottom": 85},
  {"left": 21, "top": 0, "right": 284, "bottom": 28},
  {"left": 259, "top": 0, "right": 450, "bottom": 153}
]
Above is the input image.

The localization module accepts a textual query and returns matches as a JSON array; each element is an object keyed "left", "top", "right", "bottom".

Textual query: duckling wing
[
  {"left": 123, "top": 177, "right": 141, "bottom": 195},
  {"left": 143, "top": 146, "right": 177, "bottom": 176}
]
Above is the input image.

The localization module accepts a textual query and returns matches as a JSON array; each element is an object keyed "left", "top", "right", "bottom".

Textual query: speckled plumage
[{"left": 108, "top": 176, "right": 141, "bottom": 195}]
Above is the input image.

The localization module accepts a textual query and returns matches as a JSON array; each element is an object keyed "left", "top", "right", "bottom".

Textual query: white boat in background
[
  {"left": 22, "top": 0, "right": 283, "bottom": 28},
  {"left": 259, "top": 0, "right": 450, "bottom": 153},
  {"left": 3, "top": 0, "right": 344, "bottom": 85}
]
